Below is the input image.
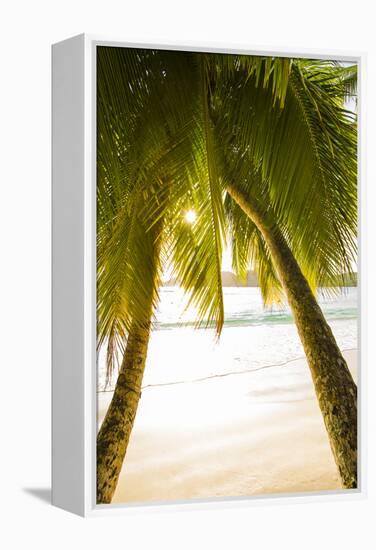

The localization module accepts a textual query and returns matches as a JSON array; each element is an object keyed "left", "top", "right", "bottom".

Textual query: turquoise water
[
  {"left": 154, "top": 286, "right": 357, "bottom": 329},
  {"left": 98, "top": 286, "right": 357, "bottom": 391}
]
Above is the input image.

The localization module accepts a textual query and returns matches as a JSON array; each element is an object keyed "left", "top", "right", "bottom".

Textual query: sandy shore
[{"left": 97, "top": 349, "right": 357, "bottom": 504}]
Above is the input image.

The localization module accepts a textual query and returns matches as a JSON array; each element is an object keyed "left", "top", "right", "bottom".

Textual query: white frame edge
[
  {"left": 51, "top": 33, "right": 367, "bottom": 517},
  {"left": 52, "top": 34, "right": 86, "bottom": 516}
]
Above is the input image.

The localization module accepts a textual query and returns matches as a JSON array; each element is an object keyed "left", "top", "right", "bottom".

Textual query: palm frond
[
  {"left": 207, "top": 54, "right": 292, "bottom": 107},
  {"left": 225, "top": 193, "right": 283, "bottom": 305},
  {"left": 97, "top": 48, "right": 228, "bottom": 377},
  {"left": 97, "top": 49, "right": 358, "bottom": 377},
  {"left": 214, "top": 58, "right": 357, "bottom": 293}
]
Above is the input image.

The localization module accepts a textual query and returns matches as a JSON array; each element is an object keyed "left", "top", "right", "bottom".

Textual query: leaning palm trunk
[
  {"left": 96, "top": 318, "right": 151, "bottom": 503},
  {"left": 227, "top": 183, "right": 357, "bottom": 488}
]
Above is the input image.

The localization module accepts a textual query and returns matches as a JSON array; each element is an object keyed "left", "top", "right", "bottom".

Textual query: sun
[{"left": 185, "top": 209, "right": 197, "bottom": 224}]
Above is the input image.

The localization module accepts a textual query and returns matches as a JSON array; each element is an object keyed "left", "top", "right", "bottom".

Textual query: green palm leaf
[
  {"left": 214, "top": 57, "right": 357, "bottom": 293},
  {"left": 97, "top": 48, "right": 227, "bottom": 378}
]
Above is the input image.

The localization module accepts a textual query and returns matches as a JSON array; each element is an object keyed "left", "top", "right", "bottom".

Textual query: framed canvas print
[{"left": 52, "top": 35, "right": 365, "bottom": 516}]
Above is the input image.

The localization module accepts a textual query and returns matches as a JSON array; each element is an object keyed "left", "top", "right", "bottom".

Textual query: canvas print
[{"left": 96, "top": 46, "right": 358, "bottom": 505}]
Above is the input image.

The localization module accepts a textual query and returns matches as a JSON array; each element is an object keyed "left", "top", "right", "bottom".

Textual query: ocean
[{"left": 97, "top": 286, "right": 357, "bottom": 391}]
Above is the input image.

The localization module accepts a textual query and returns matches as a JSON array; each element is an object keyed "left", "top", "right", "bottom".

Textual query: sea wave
[
  {"left": 154, "top": 306, "right": 357, "bottom": 330},
  {"left": 97, "top": 286, "right": 357, "bottom": 391}
]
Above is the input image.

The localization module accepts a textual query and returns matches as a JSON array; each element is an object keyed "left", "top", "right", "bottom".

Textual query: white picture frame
[{"left": 52, "top": 34, "right": 366, "bottom": 517}]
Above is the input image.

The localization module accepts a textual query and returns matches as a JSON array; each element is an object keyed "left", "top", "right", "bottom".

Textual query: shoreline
[
  {"left": 98, "top": 314, "right": 357, "bottom": 391},
  {"left": 98, "top": 347, "right": 358, "bottom": 393},
  {"left": 98, "top": 349, "right": 357, "bottom": 504}
]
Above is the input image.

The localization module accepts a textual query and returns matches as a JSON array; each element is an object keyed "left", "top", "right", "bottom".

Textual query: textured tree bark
[
  {"left": 227, "top": 183, "right": 357, "bottom": 489},
  {"left": 96, "top": 320, "right": 151, "bottom": 504}
]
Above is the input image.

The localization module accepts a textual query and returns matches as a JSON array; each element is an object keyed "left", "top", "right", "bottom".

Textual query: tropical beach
[
  {"left": 99, "top": 349, "right": 357, "bottom": 503},
  {"left": 97, "top": 287, "right": 357, "bottom": 502},
  {"left": 96, "top": 48, "right": 358, "bottom": 504}
]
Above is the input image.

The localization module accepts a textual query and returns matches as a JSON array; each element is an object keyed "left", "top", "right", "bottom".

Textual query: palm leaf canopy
[
  {"left": 212, "top": 57, "right": 357, "bottom": 300},
  {"left": 97, "top": 48, "right": 230, "bottom": 376},
  {"left": 97, "top": 47, "right": 357, "bottom": 375}
]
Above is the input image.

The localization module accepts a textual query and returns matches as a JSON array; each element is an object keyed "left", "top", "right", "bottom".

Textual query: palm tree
[
  {"left": 96, "top": 48, "right": 358, "bottom": 502},
  {"left": 214, "top": 59, "right": 357, "bottom": 487},
  {"left": 96, "top": 49, "right": 226, "bottom": 503}
]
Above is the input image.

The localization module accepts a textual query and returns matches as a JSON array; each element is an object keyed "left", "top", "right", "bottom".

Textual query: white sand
[{"left": 97, "top": 349, "right": 357, "bottom": 504}]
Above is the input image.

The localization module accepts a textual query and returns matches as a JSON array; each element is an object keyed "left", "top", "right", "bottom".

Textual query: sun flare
[{"left": 185, "top": 209, "right": 197, "bottom": 224}]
